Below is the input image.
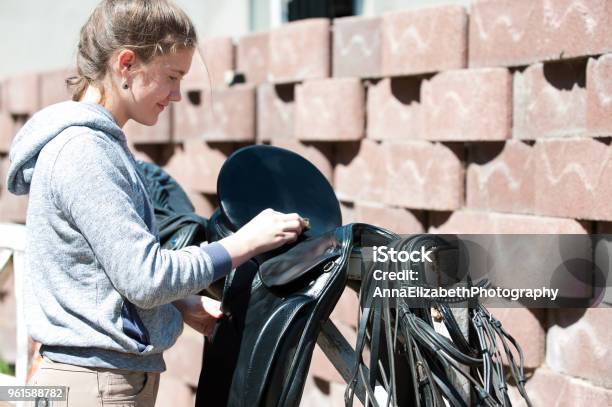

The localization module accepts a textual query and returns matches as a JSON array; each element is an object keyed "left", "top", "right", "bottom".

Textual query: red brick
[
  {"left": 269, "top": 19, "right": 330, "bottom": 84},
  {"left": 12, "top": 115, "right": 27, "bottom": 139},
  {"left": 430, "top": 210, "right": 588, "bottom": 233},
  {"left": 339, "top": 202, "right": 356, "bottom": 228},
  {"left": 557, "top": 378, "right": 612, "bottom": 406},
  {"left": 469, "top": 0, "right": 542, "bottom": 68},
  {"left": 328, "top": 381, "right": 358, "bottom": 407},
  {"left": 186, "top": 191, "right": 217, "bottom": 218},
  {"left": 256, "top": 83, "right": 294, "bottom": 141},
  {"left": 534, "top": 138, "right": 612, "bottom": 220},
  {"left": 470, "top": 0, "right": 612, "bottom": 68},
  {"left": 160, "top": 144, "right": 192, "bottom": 191},
  {"left": 381, "top": 5, "right": 467, "bottom": 76},
  {"left": 513, "top": 62, "right": 587, "bottom": 139},
  {"left": 0, "top": 111, "right": 14, "bottom": 153},
  {"left": 333, "top": 16, "right": 382, "bottom": 78},
  {"left": 183, "top": 48, "right": 209, "bottom": 87},
  {"left": 309, "top": 320, "right": 357, "bottom": 384},
  {"left": 335, "top": 140, "right": 462, "bottom": 210},
  {"left": 587, "top": 54, "right": 612, "bottom": 136},
  {"left": 163, "top": 139, "right": 233, "bottom": 194},
  {"left": 357, "top": 203, "right": 425, "bottom": 233},
  {"left": 329, "top": 287, "right": 359, "bottom": 329},
  {"left": 334, "top": 140, "right": 386, "bottom": 203},
  {"left": 349, "top": 202, "right": 424, "bottom": 234},
  {"left": 510, "top": 367, "right": 612, "bottom": 407},
  {"left": 163, "top": 327, "right": 203, "bottom": 387},
  {"left": 466, "top": 141, "right": 535, "bottom": 214},
  {"left": 39, "top": 68, "right": 74, "bottom": 107},
  {"left": 383, "top": 141, "right": 463, "bottom": 210},
  {"left": 492, "top": 308, "right": 545, "bottom": 369},
  {"left": 173, "top": 84, "right": 207, "bottom": 141},
  {"left": 547, "top": 308, "right": 612, "bottom": 388},
  {"left": 0, "top": 156, "right": 28, "bottom": 223},
  {"left": 128, "top": 143, "right": 173, "bottom": 164},
  {"left": 0, "top": 188, "right": 28, "bottom": 224},
  {"left": 509, "top": 368, "right": 612, "bottom": 406},
  {"left": 305, "top": 381, "right": 358, "bottom": 407},
  {"left": 203, "top": 85, "right": 254, "bottom": 141},
  {"left": 507, "top": 368, "right": 567, "bottom": 407},
  {"left": 295, "top": 78, "right": 364, "bottom": 141},
  {"left": 468, "top": 138, "right": 612, "bottom": 221},
  {"left": 422, "top": 68, "right": 512, "bottom": 141},
  {"left": 123, "top": 105, "right": 172, "bottom": 144},
  {"left": 301, "top": 378, "right": 329, "bottom": 406},
  {"left": 173, "top": 85, "right": 255, "bottom": 142},
  {"left": 3, "top": 73, "right": 40, "bottom": 115},
  {"left": 366, "top": 77, "right": 422, "bottom": 141},
  {"left": 199, "top": 36, "right": 234, "bottom": 89},
  {"left": 156, "top": 373, "right": 194, "bottom": 407},
  {"left": 183, "top": 139, "right": 232, "bottom": 194},
  {"left": 269, "top": 139, "right": 333, "bottom": 183},
  {"left": 236, "top": 32, "right": 269, "bottom": 85}
]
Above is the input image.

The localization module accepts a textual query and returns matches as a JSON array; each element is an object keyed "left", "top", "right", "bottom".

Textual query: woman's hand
[
  {"left": 173, "top": 295, "right": 223, "bottom": 336},
  {"left": 219, "top": 208, "right": 308, "bottom": 268}
]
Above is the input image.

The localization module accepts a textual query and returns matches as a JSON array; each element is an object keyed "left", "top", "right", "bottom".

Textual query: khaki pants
[{"left": 27, "top": 357, "right": 159, "bottom": 407}]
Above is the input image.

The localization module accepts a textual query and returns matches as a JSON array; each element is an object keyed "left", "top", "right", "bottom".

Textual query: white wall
[{"left": 0, "top": 0, "right": 250, "bottom": 76}]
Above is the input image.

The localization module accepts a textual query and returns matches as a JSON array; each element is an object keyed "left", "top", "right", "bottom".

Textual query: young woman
[{"left": 6, "top": 0, "right": 306, "bottom": 405}]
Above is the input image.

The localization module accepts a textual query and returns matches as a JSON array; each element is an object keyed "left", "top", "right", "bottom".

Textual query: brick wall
[{"left": 1, "top": 1, "right": 612, "bottom": 405}]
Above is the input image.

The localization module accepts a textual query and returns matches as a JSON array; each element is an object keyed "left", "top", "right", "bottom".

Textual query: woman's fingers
[
  {"left": 280, "top": 219, "right": 303, "bottom": 232},
  {"left": 277, "top": 231, "right": 299, "bottom": 243},
  {"left": 202, "top": 319, "right": 216, "bottom": 337},
  {"left": 260, "top": 210, "right": 309, "bottom": 232},
  {"left": 279, "top": 212, "right": 300, "bottom": 220},
  {"left": 200, "top": 296, "right": 223, "bottom": 318},
  {"left": 227, "top": 209, "right": 313, "bottom": 263},
  {"left": 278, "top": 213, "right": 310, "bottom": 232}
]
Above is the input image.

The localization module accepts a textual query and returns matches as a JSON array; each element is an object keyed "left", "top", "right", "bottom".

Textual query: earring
[{"left": 122, "top": 81, "right": 129, "bottom": 90}]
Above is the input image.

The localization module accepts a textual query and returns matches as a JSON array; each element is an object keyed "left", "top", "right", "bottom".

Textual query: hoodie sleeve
[{"left": 50, "top": 132, "right": 232, "bottom": 309}]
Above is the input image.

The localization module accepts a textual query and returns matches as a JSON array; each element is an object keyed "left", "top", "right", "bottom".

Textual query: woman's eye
[{"left": 169, "top": 76, "right": 178, "bottom": 81}]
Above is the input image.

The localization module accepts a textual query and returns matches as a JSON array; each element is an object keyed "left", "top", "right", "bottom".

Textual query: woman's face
[{"left": 124, "top": 47, "right": 195, "bottom": 126}]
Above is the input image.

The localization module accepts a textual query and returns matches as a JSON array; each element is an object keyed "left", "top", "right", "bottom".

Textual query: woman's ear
[{"left": 117, "top": 49, "right": 136, "bottom": 75}]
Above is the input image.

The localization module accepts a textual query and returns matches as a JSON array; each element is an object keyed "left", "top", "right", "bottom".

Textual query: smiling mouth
[{"left": 157, "top": 103, "right": 166, "bottom": 112}]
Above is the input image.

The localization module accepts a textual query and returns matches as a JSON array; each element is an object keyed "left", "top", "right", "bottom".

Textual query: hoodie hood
[{"left": 7, "top": 101, "right": 125, "bottom": 195}]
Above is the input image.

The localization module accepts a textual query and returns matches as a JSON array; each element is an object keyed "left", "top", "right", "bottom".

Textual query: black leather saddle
[
  {"left": 136, "top": 148, "right": 533, "bottom": 407},
  {"left": 196, "top": 145, "right": 395, "bottom": 407}
]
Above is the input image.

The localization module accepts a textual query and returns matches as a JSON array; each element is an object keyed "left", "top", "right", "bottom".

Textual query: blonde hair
[{"left": 68, "top": 0, "right": 197, "bottom": 101}]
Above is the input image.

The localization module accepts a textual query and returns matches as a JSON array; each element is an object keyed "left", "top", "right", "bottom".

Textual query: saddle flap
[
  {"left": 259, "top": 229, "right": 342, "bottom": 288},
  {"left": 216, "top": 145, "right": 342, "bottom": 238}
]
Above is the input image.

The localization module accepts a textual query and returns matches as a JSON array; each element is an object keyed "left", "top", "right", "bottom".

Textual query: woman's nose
[{"left": 169, "top": 87, "right": 181, "bottom": 102}]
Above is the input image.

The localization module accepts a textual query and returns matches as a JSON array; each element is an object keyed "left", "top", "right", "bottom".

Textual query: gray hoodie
[{"left": 6, "top": 101, "right": 231, "bottom": 372}]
